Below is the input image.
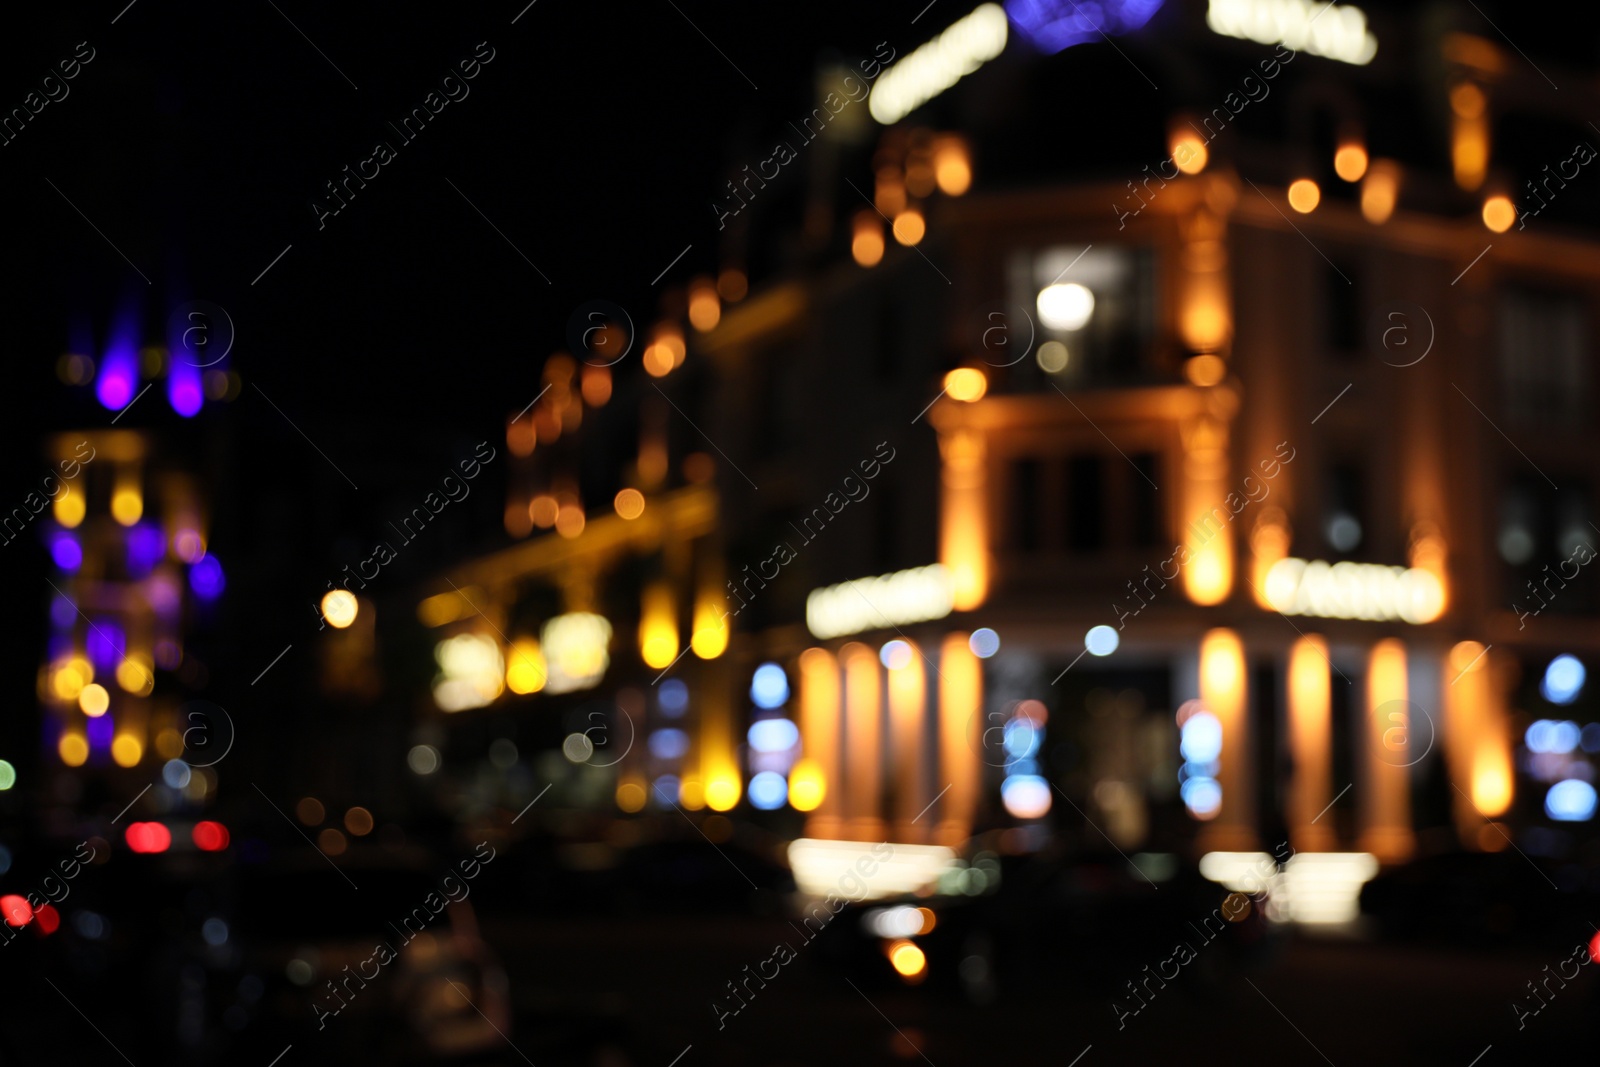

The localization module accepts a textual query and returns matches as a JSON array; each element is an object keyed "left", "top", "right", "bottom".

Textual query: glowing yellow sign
[
  {"left": 1206, "top": 0, "right": 1377, "bottom": 66},
  {"left": 432, "top": 633, "right": 505, "bottom": 712},
  {"left": 1264, "top": 558, "right": 1443, "bottom": 624},
  {"left": 806, "top": 564, "right": 954, "bottom": 640},
  {"left": 869, "top": 4, "right": 1008, "bottom": 125},
  {"left": 541, "top": 612, "right": 613, "bottom": 694}
]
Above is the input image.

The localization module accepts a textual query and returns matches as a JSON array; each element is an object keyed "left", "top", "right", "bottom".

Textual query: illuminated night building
[
  {"left": 679, "top": 0, "right": 1600, "bottom": 901},
  {"left": 413, "top": 323, "right": 748, "bottom": 819},
  {"left": 29, "top": 315, "right": 239, "bottom": 848}
]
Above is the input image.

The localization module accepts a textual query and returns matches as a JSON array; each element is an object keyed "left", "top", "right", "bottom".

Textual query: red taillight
[
  {"left": 0, "top": 894, "right": 32, "bottom": 927},
  {"left": 192, "top": 821, "right": 229, "bottom": 851},
  {"left": 125, "top": 822, "right": 172, "bottom": 853},
  {"left": 1590, "top": 931, "right": 1600, "bottom": 965},
  {"left": 34, "top": 904, "right": 60, "bottom": 935}
]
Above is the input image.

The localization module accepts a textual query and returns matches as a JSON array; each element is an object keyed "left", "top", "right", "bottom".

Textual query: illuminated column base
[
  {"left": 1286, "top": 636, "right": 1337, "bottom": 853},
  {"left": 799, "top": 648, "right": 845, "bottom": 841},
  {"left": 1359, "top": 639, "right": 1414, "bottom": 863},
  {"left": 843, "top": 643, "right": 886, "bottom": 842},
  {"left": 935, "top": 633, "right": 981, "bottom": 848},
  {"left": 1197, "top": 628, "right": 1256, "bottom": 852},
  {"left": 888, "top": 640, "right": 928, "bottom": 844}
]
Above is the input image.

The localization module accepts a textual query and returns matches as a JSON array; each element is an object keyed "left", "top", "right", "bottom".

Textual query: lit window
[{"left": 1011, "top": 245, "right": 1155, "bottom": 387}]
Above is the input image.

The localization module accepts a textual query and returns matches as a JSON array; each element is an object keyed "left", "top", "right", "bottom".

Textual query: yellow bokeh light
[
  {"left": 1454, "top": 118, "right": 1489, "bottom": 191},
  {"left": 1471, "top": 760, "right": 1513, "bottom": 817},
  {"left": 79, "top": 683, "right": 110, "bottom": 717},
  {"left": 642, "top": 343, "right": 674, "bottom": 378},
  {"left": 1361, "top": 160, "right": 1399, "bottom": 224},
  {"left": 1170, "top": 130, "right": 1208, "bottom": 175},
  {"left": 1450, "top": 81, "right": 1486, "bottom": 119},
  {"left": 614, "top": 488, "right": 645, "bottom": 520},
  {"left": 690, "top": 587, "right": 729, "bottom": 660},
  {"left": 345, "top": 806, "right": 374, "bottom": 835},
  {"left": 297, "top": 797, "right": 325, "bottom": 825},
  {"left": 59, "top": 732, "right": 89, "bottom": 767},
  {"left": 892, "top": 210, "right": 926, "bottom": 246},
  {"left": 111, "top": 734, "right": 143, "bottom": 768},
  {"left": 705, "top": 776, "right": 740, "bottom": 811},
  {"left": 689, "top": 279, "right": 721, "bottom": 332},
  {"left": 555, "top": 503, "right": 586, "bottom": 539},
  {"left": 943, "top": 367, "right": 987, "bottom": 402},
  {"left": 115, "top": 657, "right": 154, "bottom": 695},
  {"left": 507, "top": 415, "right": 536, "bottom": 457},
  {"left": 529, "top": 495, "right": 559, "bottom": 528},
  {"left": 1287, "top": 179, "right": 1321, "bottom": 213},
  {"left": 617, "top": 780, "right": 647, "bottom": 813},
  {"left": 54, "top": 487, "right": 85, "bottom": 529},
  {"left": 639, "top": 584, "right": 679, "bottom": 670},
  {"left": 506, "top": 638, "right": 547, "bottom": 695},
  {"left": 52, "top": 656, "right": 92, "bottom": 701},
  {"left": 888, "top": 940, "right": 927, "bottom": 979},
  {"left": 111, "top": 487, "right": 143, "bottom": 527},
  {"left": 852, "top": 224, "right": 885, "bottom": 267},
  {"left": 788, "top": 758, "right": 826, "bottom": 812},
  {"left": 1482, "top": 194, "right": 1515, "bottom": 233},
  {"left": 322, "top": 589, "right": 359, "bottom": 629},
  {"left": 155, "top": 727, "right": 184, "bottom": 759},
  {"left": 1186, "top": 536, "right": 1233, "bottom": 606},
  {"left": 655, "top": 324, "right": 687, "bottom": 368},
  {"left": 679, "top": 775, "right": 705, "bottom": 810},
  {"left": 1334, "top": 144, "right": 1368, "bottom": 182},
  {"left": 934, "top": 137, "right": 972, "bottom": 195},
  {"left": 1185, "top": 354, "right": 1226, "bottom": 387},
  {"left": 581, "top": 364, "right": 613, "bottom": 407}
]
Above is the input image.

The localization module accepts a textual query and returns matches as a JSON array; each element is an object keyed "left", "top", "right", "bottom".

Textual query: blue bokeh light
[
  {"left": 190, "top": 555, "right": 225, "bottom": 600},
  {"left": 1545, "top": 779, "right": 1597, "bottom": 822},
  {"left": 1180, "top": 712, "right": 1223, "bottom": 764},
  {"left": 659, "top": 678, "right": 689, "bottom": 717},
  {"left": 1181, "top": 776, "right": 1222, "bottom": 816},
  {"left": 1085, "top": 624, "right": 1119, "bottom": 657},
  {"left": 748, "top": 718, "right": 799, "bottom": 753},
  {"left": 648, "top": 729, "right": 690, "bottom": 760},
  {"left": 750, "top": 663, "right": 790, "bottom": 708},
  {"left": 748, "top": 771, "right": 788, "bottom": 810},
  {"left": 1542, "top": 655, "right": 1585, "bottom": 705},
  {"left": 1003, "top": 719, "right": 1041, "bottom": 760},
  {"left": 1006, "top": 0, "right": 1165, "bottom": 54},
  {"left": 49, "top": 532, "right": 82, "bottom": 572}
]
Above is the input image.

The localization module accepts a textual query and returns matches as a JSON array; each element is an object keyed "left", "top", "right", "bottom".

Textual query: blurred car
[
  {"left": 813, "top": 847, "right": 1282, "bottom": 1004},
  {"left": 226, "top": 845, "right": 511, "bottom": 1063}
]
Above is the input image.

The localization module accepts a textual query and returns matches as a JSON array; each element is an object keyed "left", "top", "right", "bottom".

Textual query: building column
[
  {"left": 1360, "top": 638, "right": 1414, "bottom": 862},
  {"left": 798, "top": 648, "right": 843, "bottom": 839},
  {"left": 888, "top": 640, "right": 927, "bottom": 842},
  {"left": 1445, "top": 641, "right": 1512, "bottom": 847},
  {"left": 1198, "top": 628, "right": 1255, "bottom": 850},
  {"left": 1286, "top": 635, "right": 1336, "bottom": 851},
  {"left": 937, "top": 633, "right": 982, "bottom": 848},
  {"left": 841, "top": 642, "right": 884, "bottom": 840},
  {"left": 936, "top": 426, "right": 988, "bottom": 611}
]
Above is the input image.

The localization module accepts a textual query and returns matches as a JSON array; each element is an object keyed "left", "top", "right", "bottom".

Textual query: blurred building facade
[
  {"left": 409, "top": 1, "right": 1600, "bottom": 886},
  {"left": 698, "top": 0, "right": 1600, "bottom": 872}
]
